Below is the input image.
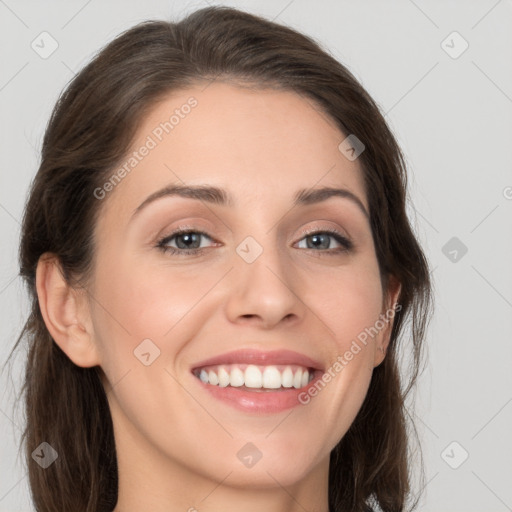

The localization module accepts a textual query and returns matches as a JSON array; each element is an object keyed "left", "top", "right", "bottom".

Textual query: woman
[{"left": 12, "top": 5, "right": 432, "bottom": 512}]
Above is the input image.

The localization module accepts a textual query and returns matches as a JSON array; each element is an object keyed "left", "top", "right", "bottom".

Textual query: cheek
[
  {"left": 304, "top": 261, "right": 384, "bottom": 348},
  {"left": 89, "top": 255, "right": 224, "bottom": 371},
  {"left": 304, "top": 272, "right": 382, "bottom": 441}
]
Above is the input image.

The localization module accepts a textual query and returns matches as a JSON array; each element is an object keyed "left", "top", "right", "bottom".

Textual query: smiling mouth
[{"left": 192, "top": 363, "right": 317, "bottom": 391}]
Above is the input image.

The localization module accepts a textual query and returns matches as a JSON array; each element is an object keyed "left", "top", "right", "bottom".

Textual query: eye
[
  {"left": 156, "top": 227, "right": 354, "bottom": 257},
  {"left": 156, "top": 228, "right": 216, "bottom": 256},
  {"left": 295, "top": 228, "right": 353, "bottom": 254}
]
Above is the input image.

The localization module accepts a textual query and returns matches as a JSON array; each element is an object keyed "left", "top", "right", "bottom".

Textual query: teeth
[
  {"left": 208, "top": 370, "right": 219, "bottom": 386},
  {"left": 281, "top": 366, "right": 294, "bottom": 388},
  {"left": 230, "top": 366, "right": 244, "bottom": 387},
  {"left": 293, "top": 368, "right": 303, "bottom": 389},
  {"left": 262, "top": 366, "right": 281, "bottom": 389},
  {"left": 194, "top": 363, "right": 315, "bottom": 390},
  {"left": 245, "top": 365, "right": 262, "bottom": 388},
  {"left": 218, "top": 366, "right": 230, "bottom": 387},
  {"left": 301, "top": 369, "right": 309, "bottom": 387}
]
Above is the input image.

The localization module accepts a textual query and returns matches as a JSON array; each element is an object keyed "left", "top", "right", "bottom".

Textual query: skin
[{"left": 36, "top": 81, "right": 400, "bottom": 512}]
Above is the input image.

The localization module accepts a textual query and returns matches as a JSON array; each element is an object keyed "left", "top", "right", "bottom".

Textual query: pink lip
[
  {"left": 189, "top": 348, "right": 325, "bottom": 414},
  {"left": 191, "top": 348, "right": 324, "bottom": 371},
  {"left": 193, "top": 371, "right": 324, "bottom": 414}
]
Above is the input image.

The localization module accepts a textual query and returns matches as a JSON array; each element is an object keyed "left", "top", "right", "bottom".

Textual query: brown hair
[{"left": 7, "top": 6, "right": 432, "bottom": 511}]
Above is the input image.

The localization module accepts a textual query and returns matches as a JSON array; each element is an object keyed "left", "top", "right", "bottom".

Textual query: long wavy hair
[{"left": 6, "top": 6, "right": 433, "bottom": 511}]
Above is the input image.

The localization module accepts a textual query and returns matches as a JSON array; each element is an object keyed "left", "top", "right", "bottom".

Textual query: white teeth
[
  {"left": 218, "top": 366, "right": 230, "bottom": 387},
  {"left": 281, "top": 366, "right": 294, "bottom": 388},
  {"left": 262, "top": 366, "right": 282, "bottom": 389},
  {"left": 244, "top": 365, "right": 262, "bottom": 388},
  {"left": 230, "top": 367, "right": 244, "bottom": 387},
  {"left": 195, "top": 363, "right": 315, "bottom": 390},
  {"left": 208, "top": 370, "right": 219, "bottom": 386},
  {"left": 293, "top": 368, "right": 303, "bottom": 389}
]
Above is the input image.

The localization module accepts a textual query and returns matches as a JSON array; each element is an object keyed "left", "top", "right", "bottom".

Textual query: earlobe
[
  {"left": 374, "top": 275, "right": 402, "bottom": 367},
  {"left": 36, "top": 253, "right": 101, "bottom": 368}
]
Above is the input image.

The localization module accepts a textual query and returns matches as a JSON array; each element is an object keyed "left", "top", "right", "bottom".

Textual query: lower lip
[{"left": 191, "top": 370, "right": 324, "bottom": 414}]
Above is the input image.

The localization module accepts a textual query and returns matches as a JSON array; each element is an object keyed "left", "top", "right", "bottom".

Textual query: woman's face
[{"left": 87, "top": 82, "right": 398, "bottom": 490}]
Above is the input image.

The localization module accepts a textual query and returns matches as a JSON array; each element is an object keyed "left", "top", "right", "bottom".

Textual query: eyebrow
[{"left": 131, "top": 184, "right": 369, "bottom": 219}]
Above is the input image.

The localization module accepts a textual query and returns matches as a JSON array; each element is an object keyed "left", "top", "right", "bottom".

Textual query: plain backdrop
[{"left": 1, "top": 1, "right": 511, "bottom": 511}]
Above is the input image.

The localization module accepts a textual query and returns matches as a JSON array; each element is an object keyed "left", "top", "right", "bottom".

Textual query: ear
[
  {"left": 373, "top": 274, "right": 402, "bottom": 367},
  {"left": 36, "top": 253, "right": 101, "bottom": 368}
]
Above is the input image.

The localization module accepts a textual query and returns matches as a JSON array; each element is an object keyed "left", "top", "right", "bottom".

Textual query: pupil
[
  {"left": 177, "top": 233, "right": 199, "bottom": 249},
  {"left": 309, "top": 234, "right": 328, "bottom": 249}
]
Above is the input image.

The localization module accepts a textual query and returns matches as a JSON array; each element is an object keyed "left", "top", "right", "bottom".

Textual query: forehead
[{"left": 101, "top": 81, "right": 368, "bottom": 219}]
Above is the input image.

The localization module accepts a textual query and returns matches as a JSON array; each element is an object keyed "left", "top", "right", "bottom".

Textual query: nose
[{"left": 224, "top": 238, "right": 305, "bottom": 329}]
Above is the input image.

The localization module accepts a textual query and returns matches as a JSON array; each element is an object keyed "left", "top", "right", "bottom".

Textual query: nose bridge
[{"left": 224, "top": 229, "right": 302, "bottom": 326}]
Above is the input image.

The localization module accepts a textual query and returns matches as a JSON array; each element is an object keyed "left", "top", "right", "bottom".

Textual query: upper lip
[{"left": 191, "top": 349, "right": 324, "bottom": 371}]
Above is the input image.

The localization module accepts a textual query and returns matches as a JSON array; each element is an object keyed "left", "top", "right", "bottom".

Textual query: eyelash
[{"left": 155, "top": 226, "right": 354, "bottom": 257}]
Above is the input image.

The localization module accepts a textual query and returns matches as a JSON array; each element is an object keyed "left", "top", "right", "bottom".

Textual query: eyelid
[{"left": 298, "top": 225, "right": 347, "bottom": 240}]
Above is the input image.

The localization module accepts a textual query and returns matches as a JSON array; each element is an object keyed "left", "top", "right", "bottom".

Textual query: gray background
[{"left": 1, "top": 1, "right": 511, "bottom": 510}]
